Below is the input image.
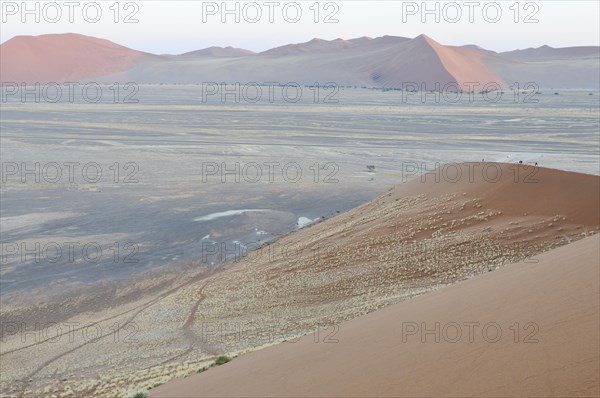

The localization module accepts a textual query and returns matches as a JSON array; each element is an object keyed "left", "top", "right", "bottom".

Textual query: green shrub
[
  {"left": 215, "top": 355, "right": 231, "bottom": 365},
  {"left": 124, "top": 389, "right": 148, "bottom": 398}
]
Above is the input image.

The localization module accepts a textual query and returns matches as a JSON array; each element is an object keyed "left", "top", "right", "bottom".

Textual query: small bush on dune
[
  {"left": 215, "top": 355, "right": 232, "bottom": 365},
  {"left": 123, "top": 389, "right": 148, "bottom": 398},
  {"left": 196, "top": 355, "right": 233, "bottom": 373}
]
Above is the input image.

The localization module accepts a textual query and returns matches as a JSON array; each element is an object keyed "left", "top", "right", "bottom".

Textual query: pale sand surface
[{"left": 153, "top": 234, "right": 600, "bottom": 397}]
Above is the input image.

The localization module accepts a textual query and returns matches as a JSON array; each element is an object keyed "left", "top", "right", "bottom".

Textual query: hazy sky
[{"left": 1, "top": 0, "right": 599, "bottom": 54}]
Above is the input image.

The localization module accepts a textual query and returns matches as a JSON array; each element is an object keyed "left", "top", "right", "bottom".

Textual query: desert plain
[{"left": 1, "top": 85, "right": 599, "bottom": 397}]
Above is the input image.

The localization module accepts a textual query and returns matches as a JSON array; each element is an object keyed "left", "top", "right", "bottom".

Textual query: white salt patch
[
  {"left": 297, "top": 217, "right": 313, "bottom": 228},
  {"left": 194, "top": 209, "right": 272, "bottom": 222}
]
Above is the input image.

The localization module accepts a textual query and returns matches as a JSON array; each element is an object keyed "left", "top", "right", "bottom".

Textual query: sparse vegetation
[
  {"left": 123, "top": 389, "right": 148, "bottom": 398},
  {"left": 196, "top": 356, "right": 233, "bottom": 373},
  {"left": 215, "top": 355, "right": 232, "bottom": 365}
]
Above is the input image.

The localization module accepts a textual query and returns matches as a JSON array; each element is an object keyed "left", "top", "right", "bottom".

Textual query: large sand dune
[
  {"left": 152, "top": 234, "right": 600, "bottom": 397},
  {"left": 0, "top": 33, "right": 162, "bottom": 84}
]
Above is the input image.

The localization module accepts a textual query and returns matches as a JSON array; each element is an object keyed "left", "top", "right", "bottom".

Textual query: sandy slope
[
  {"left": 152, "top": 234, "right": 600, "bottom": 397},
  {"left": 418, "top": 35, "right": 504, "bottom": 90}
]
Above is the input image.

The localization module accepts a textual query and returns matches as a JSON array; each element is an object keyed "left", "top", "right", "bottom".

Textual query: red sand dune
[
  {"left": 392, "top": 163, "right": 599, "bottom": 226},
  {"left": 423, "top": 35, "right": 505, "bottom": 90},
  {"left": 0, "top": 33, "right": 159, "bottom": 83},
  {"left": 357, "top": 34, "right": 504, "bottom": 90},
  {"left": 152, "top": 234, "right": 600, "bottom": 397}
]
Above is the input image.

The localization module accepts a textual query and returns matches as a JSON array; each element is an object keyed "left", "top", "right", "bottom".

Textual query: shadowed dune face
[
  {"left": 152, "top": 234, "right": 600, "bottom": 398},
  {"left": 0, "top": 33, "right": 159, "bottom": 83}
]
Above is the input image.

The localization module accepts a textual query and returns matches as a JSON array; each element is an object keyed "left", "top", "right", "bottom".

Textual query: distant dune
[
  {"left": 500, "top": 45, "right": 600, "bottom": 62},
  {"left": 152, "top": 234, "right": 599, "bottom": 397},
  {"left": 261, "top": 37, "right": 362, "bottom": 56},
  {"left": 0, "top": 33, "right": 162, "bottom": 84},
  {"left": 179, "top": 46, "right": 255, "bottom": 58},
  {"left": 1, "top": 33, "right": 598, "bottom": 88}
]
